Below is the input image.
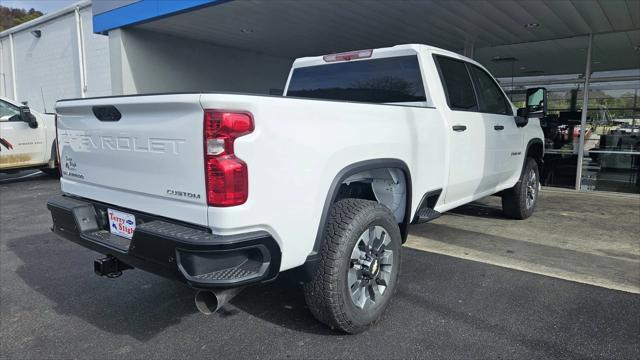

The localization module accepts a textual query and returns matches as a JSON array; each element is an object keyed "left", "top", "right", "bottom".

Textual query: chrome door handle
[
  {"left": 452, "top": 125, "right": 467, "bottom": 132},
  {"left": 494, "top": 125, "right": 504, "bottom": 130}
]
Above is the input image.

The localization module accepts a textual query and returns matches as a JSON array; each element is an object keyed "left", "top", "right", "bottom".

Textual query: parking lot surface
[
  {"left": 407, "top": 188, "right": 640, "bottom": 293},
  {"left": 1, "top": 175, "right": 639, "bottom": 359}
]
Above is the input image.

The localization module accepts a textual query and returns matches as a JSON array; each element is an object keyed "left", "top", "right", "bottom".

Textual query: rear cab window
[
  {"left": 433, "top": 56, "right": 477, "bottom": 111},
  {"left": 286, "top": 55, "right": 427, "bottom": 106}
]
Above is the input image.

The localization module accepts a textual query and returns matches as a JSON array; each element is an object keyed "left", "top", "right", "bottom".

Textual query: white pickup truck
[
  {"left": 0, "top": 96, "right": 58, "bottom": 176},
  {"left": 47, "top": 44, "right": 545, "bottom": 333}
]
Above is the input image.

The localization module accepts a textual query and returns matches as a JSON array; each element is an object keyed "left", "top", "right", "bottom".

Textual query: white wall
[
  {"left": 80, "top": 7, "right": 111, "bottom": 98},
  {"left": 0, "top": 5, "right": 110, "bottom": 112},
  {"left": 0, "top": 36, "right": 15, "bottom": 100},
  {"left": 11, "top": 12, "right": 81, "bottom": 112},
  {"left": 109, "top": 28, "right": 292, "bottom": 95}
]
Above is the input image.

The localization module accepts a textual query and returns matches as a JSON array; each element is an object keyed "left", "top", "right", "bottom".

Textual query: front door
[
  {"left": 467, "top": 65, "right": 523, "bottom": 188},
  {"left": 0, "top": 100, "right": 44, "bottom": 169},
  {"left": 488, "top": 113, "right": 523, "bottom": 186}
]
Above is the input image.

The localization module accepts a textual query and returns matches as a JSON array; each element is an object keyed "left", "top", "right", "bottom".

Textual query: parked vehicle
[
  {"left": 47, "top": 44, "right": 545, "bottom": 333},
  {"left": 0, "top": 96, "right": 58, "bottom": 176}
]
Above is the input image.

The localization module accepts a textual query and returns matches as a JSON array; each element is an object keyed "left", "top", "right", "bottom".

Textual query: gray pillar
[
  {"left": 75, "top": 7, "right": 87, "bottom": 98},
  {"left": 463, "top": 40, "right": 475, "bottom": 59},
  {"left": 574, "top": 33, "right": 593, "bottom": 191},
  {"left": 9, "top": 33, "right": 16, "bottom": 100},
  {"left": 107, "top": 29, "right": 133, "bottom": 95}
]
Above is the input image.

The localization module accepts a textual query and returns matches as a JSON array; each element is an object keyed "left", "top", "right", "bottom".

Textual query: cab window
[
  {"left": 434, "top": 55, "right": 477, "bottom": 111},
  {"left": 287, "top": 55, "right": 427, "bottom": 104},
  {"left": 0, "top": 100, "right": 21, "bottom": 122}
]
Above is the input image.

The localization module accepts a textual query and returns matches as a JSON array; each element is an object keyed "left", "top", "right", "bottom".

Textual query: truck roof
[{"left": 291, "top": 44, "right": 480, "bottom": 69}]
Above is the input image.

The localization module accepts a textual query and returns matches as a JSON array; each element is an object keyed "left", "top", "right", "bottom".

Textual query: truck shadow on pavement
[
  {"left": 8, "top": 231, "right": 338, "bottom": 340},
  {"left": 446, "top": 200, "right": 511, "bottom": 220},
  {"left": 227, "top": 272, "right": 336, "bottom": 335},
  {"left": 7, "top": 232, "right": 640, "bottom": 357},
  {"left": 8, "top": 232, "right": 198, "bottom": 341},
  {"left": 0, "top": 170, "right": 48, "bottom": 184}
]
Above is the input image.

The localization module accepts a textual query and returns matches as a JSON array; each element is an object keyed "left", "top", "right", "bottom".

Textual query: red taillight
[{"left": 204, "top": 110, "right": 253, "bottom": 207}]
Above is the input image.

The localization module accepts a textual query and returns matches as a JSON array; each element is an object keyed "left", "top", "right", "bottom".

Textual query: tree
[{"left": 0, "top": 6, "right": 43, "bottom": 31}]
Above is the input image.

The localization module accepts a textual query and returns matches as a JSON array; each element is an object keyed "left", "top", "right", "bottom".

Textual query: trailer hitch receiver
[{"left": 94, "top": 256, "right": 132, "bottom": 278}]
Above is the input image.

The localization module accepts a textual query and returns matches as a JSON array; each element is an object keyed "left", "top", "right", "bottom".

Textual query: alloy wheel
[
  {"left": 525, "top": 169, "right": 537, "bottom": 209},
  {"left": 348, "top": 225, "right": 394, "bottom": 310}
]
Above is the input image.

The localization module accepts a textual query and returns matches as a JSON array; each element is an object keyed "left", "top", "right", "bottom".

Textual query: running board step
[
  {"left": 412, "top": 189, "right": 443, "bottom": 224},
  {"left": 82, "top": 230, "right": 131, "bottom": 252},
  {"left": 414, "top": 207, "right": 442, "bottom": 224},
  {"left": 193, "top": 264, "right": 261, "bottom": 282}
]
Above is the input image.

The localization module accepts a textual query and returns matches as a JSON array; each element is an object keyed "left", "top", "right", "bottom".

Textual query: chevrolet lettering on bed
[
  {"left": 59, "top": 131, "right": 186, "bottom": 155},
  {"left": 47, "top": 44, "right": 545, "bottom": 334}
]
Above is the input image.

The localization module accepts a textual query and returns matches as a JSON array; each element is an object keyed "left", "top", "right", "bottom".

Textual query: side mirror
[
  {"left": 517, "top": 87, "right": 547, "bottom": 120},
  {"left": 514, "top": 110, "right": 529, "bottom": 127},
  {"left": 19, "top": 106, "right": 38, "bottom": 129}
]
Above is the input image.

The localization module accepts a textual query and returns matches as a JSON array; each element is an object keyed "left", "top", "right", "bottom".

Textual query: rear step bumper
[{"left": 46, "top": 195, "right": 281, "bottom": 289}]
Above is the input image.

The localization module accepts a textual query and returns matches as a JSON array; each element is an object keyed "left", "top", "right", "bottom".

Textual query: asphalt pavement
[{"left": 0, "top": 175, "right": 638, "bottom": 359}]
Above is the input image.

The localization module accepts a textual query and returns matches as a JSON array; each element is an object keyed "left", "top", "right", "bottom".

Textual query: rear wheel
[
  {"left": 41, "top": 141, "right": 60, "bottom": 178},
  {"left": 502, "top": 157, "right": 539, "bottom": 219},
  {"left": 303, "top": 198, "right": 401, "bottom": 334}
]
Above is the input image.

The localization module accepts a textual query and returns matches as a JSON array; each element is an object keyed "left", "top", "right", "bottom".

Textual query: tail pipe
[{"left": 194, "top": 287, "right": 245, "bottom": 315}]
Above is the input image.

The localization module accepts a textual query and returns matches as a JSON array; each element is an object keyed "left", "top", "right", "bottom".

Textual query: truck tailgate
[{"left": 55, "top": 94, "right": 208, "bottom": 226}]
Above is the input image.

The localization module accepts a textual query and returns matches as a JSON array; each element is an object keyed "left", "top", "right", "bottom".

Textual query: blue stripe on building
[{"left": 93, "top": 0, "right": 228, "bottom": 34}]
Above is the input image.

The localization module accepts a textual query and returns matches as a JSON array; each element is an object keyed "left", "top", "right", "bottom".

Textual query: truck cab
[{"left": 0, "top": 96, "right": 58, "bottom": 175}]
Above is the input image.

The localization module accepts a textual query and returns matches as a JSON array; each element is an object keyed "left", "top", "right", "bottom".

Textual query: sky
[{"left": 2, "top": 0, "right": 80, "bottom": 13}]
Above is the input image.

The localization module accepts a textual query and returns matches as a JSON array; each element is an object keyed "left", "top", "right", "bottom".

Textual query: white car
[
  {"left": 0, "top": 96, "right": 58, "bottom": 176},
  {"left": 47, "top": 44, "right": 545, "bottom": 333}
]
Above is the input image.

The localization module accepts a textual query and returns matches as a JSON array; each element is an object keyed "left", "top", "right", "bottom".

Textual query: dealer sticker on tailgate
[{"left": 108, "top": 208, "right": 136, "bottom": 239}]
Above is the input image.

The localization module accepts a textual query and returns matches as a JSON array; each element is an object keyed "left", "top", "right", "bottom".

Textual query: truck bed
[{"left": 56, "top": 92, "right": 446, "bottom": 269}]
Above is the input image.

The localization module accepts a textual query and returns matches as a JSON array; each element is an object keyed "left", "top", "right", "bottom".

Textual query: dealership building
[{"left": 1, "top": 0, "right": 638, "bottom": 194}]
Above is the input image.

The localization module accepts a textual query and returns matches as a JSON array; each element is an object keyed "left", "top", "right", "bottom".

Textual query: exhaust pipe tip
[
  {"left": 194, "top": 287, "right": 245, "bottom": 315},
  {"left": 194, "top": 291, "right": 220, "bottom": 315}
]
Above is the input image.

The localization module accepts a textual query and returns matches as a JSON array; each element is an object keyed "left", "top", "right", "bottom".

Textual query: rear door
[
  {"left": 434, "top": 55, "right": 492, "bottom": 204},
  {"left": 55, "top": 94, "right": 209, "bottom": 225}
]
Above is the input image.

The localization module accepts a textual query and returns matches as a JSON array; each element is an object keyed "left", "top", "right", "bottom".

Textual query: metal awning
[{"left": 121, "top": 0, "right": 640, "bottom": 77}]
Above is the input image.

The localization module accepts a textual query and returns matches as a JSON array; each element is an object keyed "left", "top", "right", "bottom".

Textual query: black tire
[
  {"left": 40, "top": 141, "right": 60, "bottom": 178},
  {"left": 303, "top": 198, "right": 401, "bottom": 334},
  {"left": 40, "top": 167, "right": 60, "bottom": 178},
  {"left": 502, "top": 157, "right": 539, "bottom": 219}
]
